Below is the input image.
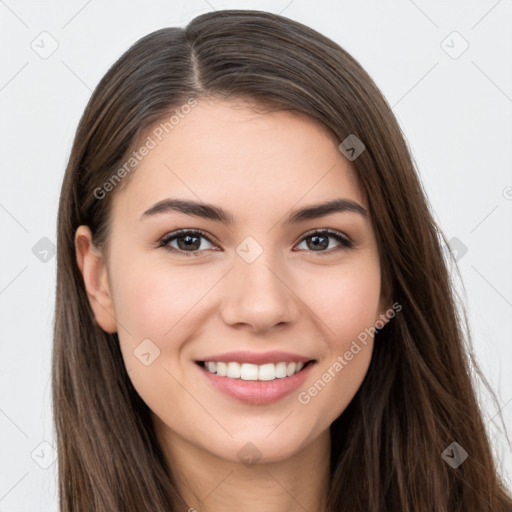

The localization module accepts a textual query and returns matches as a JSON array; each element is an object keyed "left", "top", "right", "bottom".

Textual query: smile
[
  {"left": 195, "top": 359, "right": 316, "bottom": 405},
  {"left": 198, "top": 360, "right": 311, "bottom": 381}
]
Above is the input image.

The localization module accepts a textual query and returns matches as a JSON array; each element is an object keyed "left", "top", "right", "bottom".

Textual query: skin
[{"left": 75, "top": 97, "right": 392, "bottom": 512}]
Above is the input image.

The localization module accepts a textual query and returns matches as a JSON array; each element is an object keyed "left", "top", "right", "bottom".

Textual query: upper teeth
[{"left": 203, "top": 361, "right": 305, "bottom": 381}]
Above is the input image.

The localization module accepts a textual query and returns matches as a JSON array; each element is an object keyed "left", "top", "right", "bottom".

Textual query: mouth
[
  {"left": 195, "top": 359, "right": 316, "bottom": 381},
  {"left": 194, "top": 359, "right": 317, "bottom": 405}
]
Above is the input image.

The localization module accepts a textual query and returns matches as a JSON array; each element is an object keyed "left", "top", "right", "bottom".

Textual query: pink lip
[
  {"left": 196, "top": 360, "right": 316, "bottom": 405},
  {"left": 196, "top": 350, "right": 313, "bottom": 365}
]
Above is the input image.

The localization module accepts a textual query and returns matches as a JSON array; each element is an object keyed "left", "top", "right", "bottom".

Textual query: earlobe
[{"left": 74, "top": 225, "right": 117, "bottom": 333}]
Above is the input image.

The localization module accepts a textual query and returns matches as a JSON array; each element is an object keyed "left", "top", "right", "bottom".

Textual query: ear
[{"left": 74, "top": 225, "right": 117, "bottom": 333}]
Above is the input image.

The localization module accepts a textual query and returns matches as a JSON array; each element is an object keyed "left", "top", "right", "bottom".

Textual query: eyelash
[{"left": 157, "top": 229, "right": 353, "bottom": 257}]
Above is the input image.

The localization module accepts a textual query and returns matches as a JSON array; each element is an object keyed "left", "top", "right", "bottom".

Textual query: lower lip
[{"left": 196, "top": 361, "right": 316, "bottom": 405}]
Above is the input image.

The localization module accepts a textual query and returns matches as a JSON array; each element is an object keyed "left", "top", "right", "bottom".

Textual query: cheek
[
  {"left": 304, "top": 257, "right": 382, "bottom": 343},
  {"left": 111, "top": 258, "right": 225, "bottom": 384},
  {"left": 328, "top": 266, "right": 380, "bottom": 377},
  {"left": 294, "top": 259, "right": 380, "bottom": 418},
  {"left": 111, "top": 257, "right": 209, "bottom": 341},
  {"left": 110, "top": 260, "right": 199, "bottom": 413}
]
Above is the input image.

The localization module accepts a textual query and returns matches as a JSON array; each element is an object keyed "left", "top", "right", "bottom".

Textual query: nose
[{"left": 219, "top": 249, "right": 300, "bottom": 333}]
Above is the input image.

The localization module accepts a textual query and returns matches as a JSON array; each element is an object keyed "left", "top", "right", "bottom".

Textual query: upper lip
[{"left": 196, "top": 350, "right": 315, "bottom": 365}]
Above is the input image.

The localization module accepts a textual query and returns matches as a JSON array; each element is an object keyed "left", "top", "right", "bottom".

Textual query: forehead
[{"left": 113, "top": 98, "right": 366, "bottom": 221}]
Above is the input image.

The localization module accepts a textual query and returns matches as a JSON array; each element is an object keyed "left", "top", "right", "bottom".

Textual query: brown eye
[
  {"left": 158, "top": 229, "right": 216, "bottom": 257},
  {"left": 295, "top": 230, "right": 352, "bottom": 255}
]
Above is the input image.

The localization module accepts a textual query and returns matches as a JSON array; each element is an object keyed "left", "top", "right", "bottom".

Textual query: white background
[{"left": 0, "top": 0, "right": 511, "bottom": 509}]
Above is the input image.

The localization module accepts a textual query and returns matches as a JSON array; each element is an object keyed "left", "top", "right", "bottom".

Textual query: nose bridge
[{"left": 220, "top": 236, "right": 297, "bottom": 330}]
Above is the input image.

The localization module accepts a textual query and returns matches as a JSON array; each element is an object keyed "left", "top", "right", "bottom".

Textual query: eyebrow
[{"left": 140, "top": 197, "right": 368, "bottom": 224}]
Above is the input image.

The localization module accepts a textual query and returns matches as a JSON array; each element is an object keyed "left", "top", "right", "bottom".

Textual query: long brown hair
[{"left": 53, "top": 9, "right": 512, "bottom": 511}]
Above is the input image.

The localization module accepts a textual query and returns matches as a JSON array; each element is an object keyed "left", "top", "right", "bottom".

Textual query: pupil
[
  {"left": 179, "top": 235, "right": 200, "bottom": 250},
  {"left": 310, "top": 234, "right": 328, "bottom": 250}
]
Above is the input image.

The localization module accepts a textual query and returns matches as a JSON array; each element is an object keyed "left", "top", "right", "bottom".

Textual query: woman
[{"left": 53, "top": 9, "right": 512, "bottom": 511}]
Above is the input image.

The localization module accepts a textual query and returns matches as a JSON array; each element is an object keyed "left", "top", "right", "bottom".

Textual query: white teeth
[
  {"left": 286, "top": 362, "right": 296, "bottom": 376},
  {"left": 275, "top": 362, "right": 287, "bottom": 378},
  {"left": 201, "top": 361, "right": 308, "bottom": 381},
  {"left": 216, "top": 362, "right": 227, "bottom": 377},
  {"left": 240, "top": 363, "right": 258, "bottom": 380},
  {"left": 226, "top": 362, "right": 241, "bottom": 379},
  {"left": 258, "top": 363, "right": 276, "bottom": 381}
]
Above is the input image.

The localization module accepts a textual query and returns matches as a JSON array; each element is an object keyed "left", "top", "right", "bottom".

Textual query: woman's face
[{"left": 77, "top": 97, "right": 392, "bottom": 465}]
